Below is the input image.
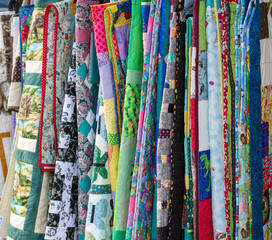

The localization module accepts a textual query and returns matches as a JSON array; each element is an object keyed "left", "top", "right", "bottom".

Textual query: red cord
[{"left": 39, "top": 4, "right": 59, "bottom": 171}]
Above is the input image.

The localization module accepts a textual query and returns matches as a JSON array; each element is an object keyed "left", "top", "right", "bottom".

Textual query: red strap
[{"left": 39, "top": 4, "right": 59, "bottom": 171}]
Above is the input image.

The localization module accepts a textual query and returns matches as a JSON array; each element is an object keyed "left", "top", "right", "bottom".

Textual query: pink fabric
[{"left": 92, "top": 4, "right": 115, "bottom": 53}]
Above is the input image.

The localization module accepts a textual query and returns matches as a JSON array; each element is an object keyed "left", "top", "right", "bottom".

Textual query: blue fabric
[{"left": 249, "top": 1, "right": 263, "bottom": 239}]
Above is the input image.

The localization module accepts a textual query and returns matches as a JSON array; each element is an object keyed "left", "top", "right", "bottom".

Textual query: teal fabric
[
  {"left": 90, "top": 31, "right": 100, "bottom": 84},
  {"left": 35, "top": 0, "right": 63, "bottom": 8},
  {"left": 23, "top": 73, "right": 42, "bottom": 86}
]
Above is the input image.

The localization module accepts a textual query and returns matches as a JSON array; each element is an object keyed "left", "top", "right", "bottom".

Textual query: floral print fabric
[
  {"left": 75, "top": 1, "right": 100, "bottom": 238},
  {"left": 39, "top": 0, "right": 73, "bottom": 172}
]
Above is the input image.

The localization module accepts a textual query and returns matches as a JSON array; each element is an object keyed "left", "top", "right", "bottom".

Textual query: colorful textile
[
  {"left": 191, "top": 0, "right": 200, "bottom": 236},
  {"left": 91, "top": 2, "right": 119, "bottom": 206},
  {"left": 0, "top": 11, "right": 14, "bottom": 198},
  {"left": 0, "top": 12, "right": 13, "bottom": 112},
  {"left": 168, "top": 1, "right": 185, "bottom": 238},
  {"left": 0, "top": 5, "right": 33, "bottom": 239},
  {"left": 198, "top": 0, "right": 213, "bottom": 238},
  {"left": 184, "top": 16, "right": 193, "bottom": 240},
  {"left": 112, "top": 0, "right": 146, "bottom": 238},
  {"left": 8, "top": 1, "right": 61, "bottom": 239},
  {"left": 126, "top": 0, "right": 156, "bottom": 238},
  {"left": 8, "top": 16, "right": 21, "bottom": 112},
  {"left": 156, "top": 0, "right": 177, "bottom": 238},
  {"left": 206, "top": 0, "right": 227, "bottom": 237},
  {"left": 237, "top": 1, "right": 255, "bottom": 238},
  {"left": 39, "top": 0, "right": 73, "bottom": 172},
  {"left": 227, "top": 3, "right": 237, "bottom": 238},
  {"left": 104, "top": 0, "right": 131, "bottom": 138},
  {"left": 129, "top": 0, "right": 161, "bottom": 238},
  {"left": 85, "top": 89, "right": 113, "bottom": 240},
  {"left": 104, "top": 1, "right": 133, "bottom": 239},
  {"left": 44, "top": 42, "right": 78, "bottom": 240},
  {"left": 221, "top": 0, "right": 231, "bottom": 237},
  {"left": 234, "top": 0, "right": 241, "bottom": 236},
  {"left": 75, "top": 1, "right": 100, "bottom": 237},
  {"left": 20, "top": 5, "right": 34, "bottom": 90}
]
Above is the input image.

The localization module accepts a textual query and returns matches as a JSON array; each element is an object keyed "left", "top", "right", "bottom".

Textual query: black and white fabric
[{"left": 45, "top": 43, "right": 79, "bottom": 240}]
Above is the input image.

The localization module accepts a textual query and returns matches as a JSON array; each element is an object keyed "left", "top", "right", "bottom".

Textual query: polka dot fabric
[{"left": 92, "top": 3, "right": 115, "bottom": 53}]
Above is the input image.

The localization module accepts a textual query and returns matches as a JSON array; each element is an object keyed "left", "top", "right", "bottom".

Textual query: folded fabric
[
  {"left": 91, "top": 1, "right": 118, "bottom": 206},
  {"left": 156, "top": 1, "right": 177, "bottom": 238},
  {"left": 112, "top": 0, "right": 146, "bottom": 239},
  {"left": 75, "top": 1, "right": 100, "bottom": 238},
  {"left": 0, "top": 12, "right": 14, "bottom": 111},
  {"left": 85, "top": 88, "right": 113, "bottom": 240},
  {"left": 8, "top": 1, "right": 61, "bottom": 239},
  {"left": 197, "top": 0, "right": 213, "bottom": 237},
  {"left": 8, "top": 16, "right": 21, "bottom": 112},
  {"left": 206, "top": 0, "right": 227, "bottom": 237},
  {"left": 39, "top": 0, "right": 73, "bottom": 172},
  {"left": 45, "top": 41, "right": 79, "bottom": 240}
]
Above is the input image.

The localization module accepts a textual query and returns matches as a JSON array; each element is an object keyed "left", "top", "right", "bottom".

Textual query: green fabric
[
  {"left": 126, "top": 69, "right": 144, "bottom": 84},
  {"left": 228, "top": 4, "right": 237, "bottom": 239},
  {"left": 113, "top": 0, "right": 147, "bottom": 238},
  {"left": 8, "top": 2, "right": 61, "bottom": 239},
  {"left": 199, "top": 1, "right": 207, "bottom": 51},
  {"left": 89, "top": 31, "right": 100, "bottom": 84},
  {"left": 23, "top": 73, "right": 42, "bottom": 86}
]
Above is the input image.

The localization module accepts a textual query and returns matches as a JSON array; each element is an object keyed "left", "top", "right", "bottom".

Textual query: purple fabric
[
  {"left": 12, "top": 113, "right": 16, "bottom": 138},
  {"left": 115, "top": 24, "right": 130, "bottom": 60}
]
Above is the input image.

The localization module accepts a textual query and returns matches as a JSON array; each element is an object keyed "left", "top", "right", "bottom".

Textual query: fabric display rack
[{"left": 0, "top": 0, "right": 270, "bottom": 239}]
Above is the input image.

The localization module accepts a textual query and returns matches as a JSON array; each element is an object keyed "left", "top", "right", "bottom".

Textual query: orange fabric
[{"left": 0, "top": 132, "right": 11, "bottom": 181}]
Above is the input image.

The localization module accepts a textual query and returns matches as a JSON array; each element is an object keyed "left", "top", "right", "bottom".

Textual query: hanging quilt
[
  {"left": 44, "top": 41, "right": 78, "bottom": 240},
  {"left": 130, "top": 0, "right": 161, "bottom": 238},
  {"left": 198, "top": 0, "right": 213, "bottom": 238},
  {"left": 105, "top": 0, "right": 131, "bottom": 131},
  {"left": 85, "top": 89, "right": 113, "bottom": 240},
  {"left": 126, "top": 1, "right": 156, "bottom": 238},
  {"left": 8, "top": 1, "right": 61, "bottom": 239},
  {"left": 39, "top": 0, "right": 73, "bottom": 172},
  {"left": 104, "top": 1, "right": 133, "bottom": 239},
  {"left": 0, "top": 5, "right": 34, "bottom": 238},
  {"left": 184, "top": 16, "right": 193, "bottom": 240},
  {"left": 0, "top": 11, "right": 13, "bottom": 112},
  {"left": 92, "top": 1, "right": 120, "bottom": 207},
  {"left": 19, "top": 5, "right": 34, "bottom": 90},
  {"left": 156, "top": 0, "right": 177, "bottom": 238},
  {"left": 75, "top": 0, "right": 100, "bottom": 237},
  {"left": 168, "top": 1, "right": 185, "bottom": 238},
  {"left": 85, "top": 25, "right": 112, "bottom": 240},
  {"left": 8, "top": 15, "right": 21, "bottom": 112},
  {"left": 112, "top": 0, "right": 146, "bottom": 238},
  {"left": 206, "top": 0, "right": 227, "bottom": 237},
  {"left": 0, "top": 11, "right": 14, "bottom": 198}
]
